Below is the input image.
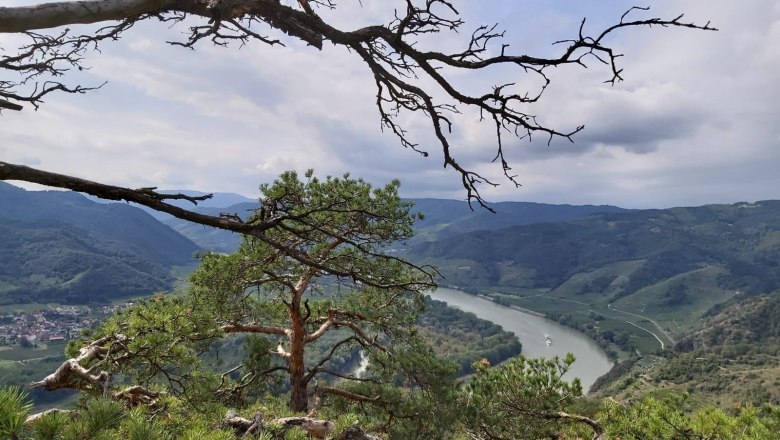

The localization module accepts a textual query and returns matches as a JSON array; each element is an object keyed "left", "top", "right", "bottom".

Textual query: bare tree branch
[
  {"left": 0, "top": 2, "right": 715, "bottom": 205},
  {"left": 25, "top": 408, "right": 74, "bottom": 424},
  {"left": 222, "top": 322, "right": 291, "bottom": 337},
  {"left": 223, "top": 410, "right": 341, "bottom": 439},
  {"left": 542, "top": 410, "right": 605, "bottom": 440}
]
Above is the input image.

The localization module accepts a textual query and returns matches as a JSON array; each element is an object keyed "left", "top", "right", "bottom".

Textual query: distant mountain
[
  {"left": 0, "top": 183, "right": 200, "bottom": 304},
  {"left": 409, "top": 198, "right": 627, "bottom": 241},
  {"left": 160, "top": 197, "right": 626, "bottom": 253},
  {"left": 409, "top": 201, "right": 780, "bottom": 293},
  {"left": 406, "top": 201, "right": 780, "bottom": 354}
]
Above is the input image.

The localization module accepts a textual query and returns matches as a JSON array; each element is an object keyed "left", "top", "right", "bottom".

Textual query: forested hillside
[
  {"left": 409, "top": 201, "right": 780, "bottom": 295},
  {"left": 406, "top": 201, "right": 780, "bottom": 354},
  {"left": 408, "top": 199, "right": 626, "bottom": 242},
  {"left": 162, "top": 197, "right": 625, "bottom": 253},
  {"left": 0, "top": 183, "right": 200, "bottom": 303},
  {"left": 593, "top": 291, "right": 780, "bottom": 407}
]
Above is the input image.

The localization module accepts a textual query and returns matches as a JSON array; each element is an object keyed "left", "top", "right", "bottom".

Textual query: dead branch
[
  {"left": 338, "top": 427, "right": 382, "bottom": 440},
  {"left": 0, "top": 2, "right": 715, "bottom": 206},
  {"left": 317, "top": 385, "right": 380, "bottom": 404},
  {"left": 223, "top": 411, "right": 338, "bottom": 439},
  {"left": 113, "top": 385, "right": 162, "bottom": 406},
  {"left": 222, "top": 322, "right": 291, "bottom": 337},
  {"left": 25, "top": 408, "right": 74, "bottom": 424},
  {"left": 29, "top": 335, "right": 118, "bottom": 392},
  {"left": 542, "top": 410, "right": 604, "bottom": 440}
]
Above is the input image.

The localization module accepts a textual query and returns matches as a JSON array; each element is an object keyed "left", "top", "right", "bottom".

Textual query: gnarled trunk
[{"left": 288, "top": 292, "right": 308, "bottom": 412}]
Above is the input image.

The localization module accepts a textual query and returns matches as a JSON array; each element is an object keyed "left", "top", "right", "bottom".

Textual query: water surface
[{"left": 430, "top": 287, "right": 613, "bottom": 391}]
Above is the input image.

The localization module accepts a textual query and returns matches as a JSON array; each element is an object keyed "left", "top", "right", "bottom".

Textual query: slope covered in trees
[
  {"left": 162, "top": 197, "right": 626, "bottom": 253},
  {"left": 409, "top": 199, "right": 626, "bottom": 242},
  {"left": 0, "top": 182, "right": 199, "bottom": 303},
  {"left": 409, "top": 201, "right": 780, "bottom": 295},
  {"left": 407, "top": 201, "right": 780, "bottom": 352},
  {"left": 593, "top": 291, "right": 780, "bottom": 409}
]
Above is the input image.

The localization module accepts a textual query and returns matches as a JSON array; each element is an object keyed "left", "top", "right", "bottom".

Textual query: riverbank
[{"left": 467, "top": 291, "right": 547, "bottom": 318}]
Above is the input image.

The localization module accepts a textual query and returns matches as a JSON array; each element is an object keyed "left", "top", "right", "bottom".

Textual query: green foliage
[
  {"left": 463, "top": 354, "right": 584, "bottom": 439},
  {"left": 0, "top": 386, "right": 33, "bottom": 439},
  {"left": 28, "top": 411, "right": 68, "bottom": 440},
  {"left": 118, "top": 408, "right": 172, "bottom": 440},
  {"left": 601, "top": 394, "right": 780, "bottom": 439},
  {"left": 328, "top": 340, "right": 462, "bottom": 439},
  {"left": 77, "top": 399, "right": 125, "bottom": 436},
  {"left": 183, "top": 171, "right": 433, "bottom": 411},
  {"left": 92, "top": 295, "right": 221, "bottom": 396}
]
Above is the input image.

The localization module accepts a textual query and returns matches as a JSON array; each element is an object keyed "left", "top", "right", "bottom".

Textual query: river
[{"left": 429, "top": 287, "right": 613, "bottom": 392}]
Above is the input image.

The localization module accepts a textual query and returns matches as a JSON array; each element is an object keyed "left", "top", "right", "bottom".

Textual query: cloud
[{"left": 1, "top": 0, "right": 779, "bottom": 209}]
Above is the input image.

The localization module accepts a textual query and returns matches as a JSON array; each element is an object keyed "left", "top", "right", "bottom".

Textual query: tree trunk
[{"left": 288, "top": 296, "right": 308, "bottom": 412}]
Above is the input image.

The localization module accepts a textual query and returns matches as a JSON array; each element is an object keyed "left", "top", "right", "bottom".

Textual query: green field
[{"left": 0, "top": 344, "right": 65, "bottom": 362}]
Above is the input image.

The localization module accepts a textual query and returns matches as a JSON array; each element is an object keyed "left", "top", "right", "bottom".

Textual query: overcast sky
[{"left": 2, "top": 0, "right": 779, "bottom": 209}]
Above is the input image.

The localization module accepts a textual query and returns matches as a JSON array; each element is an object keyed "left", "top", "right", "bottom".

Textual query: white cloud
[{"left": 1, "top": 0, "right": 779, "bottom": 208}]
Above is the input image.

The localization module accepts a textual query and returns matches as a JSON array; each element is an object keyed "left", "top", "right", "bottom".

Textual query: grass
[
  {"left": 480, "top": 290, "right": 664, "bottom": 356},
  {"left": 613, "top": 266, "right": 734, "bottom": 335},
  {"left": 0, "top": 344, "right": 64, "bottom": 361}
]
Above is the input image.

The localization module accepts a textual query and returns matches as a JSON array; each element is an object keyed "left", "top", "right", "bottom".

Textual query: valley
[
  {"left": 2, "top": 183, "right": 780, "bottom": 412},
  {"left": 430, "top": 287, "right": 613, "bottom": 391}
]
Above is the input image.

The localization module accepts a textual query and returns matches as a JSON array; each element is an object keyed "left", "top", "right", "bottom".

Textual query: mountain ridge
[{"left": 0, "top": 182, "right": 200, "bottom": 304}]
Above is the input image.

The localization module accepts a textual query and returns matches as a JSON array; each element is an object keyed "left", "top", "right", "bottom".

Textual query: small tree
[
  {"left": 463, "top": 355, "right": 599, "bottom": 439},
  {"left": 31, "top": 171, "right": 436, "bottom": 419},
  {"left": 190, "top": 170, "right": 434, "bottom": 412}
]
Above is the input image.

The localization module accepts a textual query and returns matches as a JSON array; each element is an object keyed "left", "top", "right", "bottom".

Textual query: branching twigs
[
  {"left": 29, "top": 335, "right": 117, "bottom": 392},
  {"left": 317, "top": 385, "right": 380, "bottom": 404},
  {"left": 1, "top": 1, "right": 714, "bottom": 206}
]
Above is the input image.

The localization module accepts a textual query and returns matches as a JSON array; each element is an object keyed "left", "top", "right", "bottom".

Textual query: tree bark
[
  {"left": 0, "top": 0, "right": 174, "bottom": 32},
  {"left": 288, "top": 288, "right": 309, "bottom": 412},
  {"left": 0, "top": 0, "right": 325, "bottom": 48}
]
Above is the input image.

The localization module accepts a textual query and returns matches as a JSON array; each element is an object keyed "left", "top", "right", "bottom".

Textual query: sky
[{"left": 1, "top": 0, "right": 779, "bottom": 209}]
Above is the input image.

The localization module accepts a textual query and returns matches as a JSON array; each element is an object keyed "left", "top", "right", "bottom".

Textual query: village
[{"left": 0, "top": 303, "right": 132, "bottom": 347}]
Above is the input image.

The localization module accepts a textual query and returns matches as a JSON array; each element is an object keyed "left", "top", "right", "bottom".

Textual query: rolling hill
[
  {"left": 409, "top": 198, "right": 626, "bottom": 242},
  {"left": 0, "top": 183, "right": 200, "bottom": 304},
  {"left": 160, "top": 197, "right": 626, "bottom": 253},
  {"left": 591, "top": 290, "right": 780, "bottom": 407},
  {"left": 406, "top": 201, "right": 780, "bottom": 354}
]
